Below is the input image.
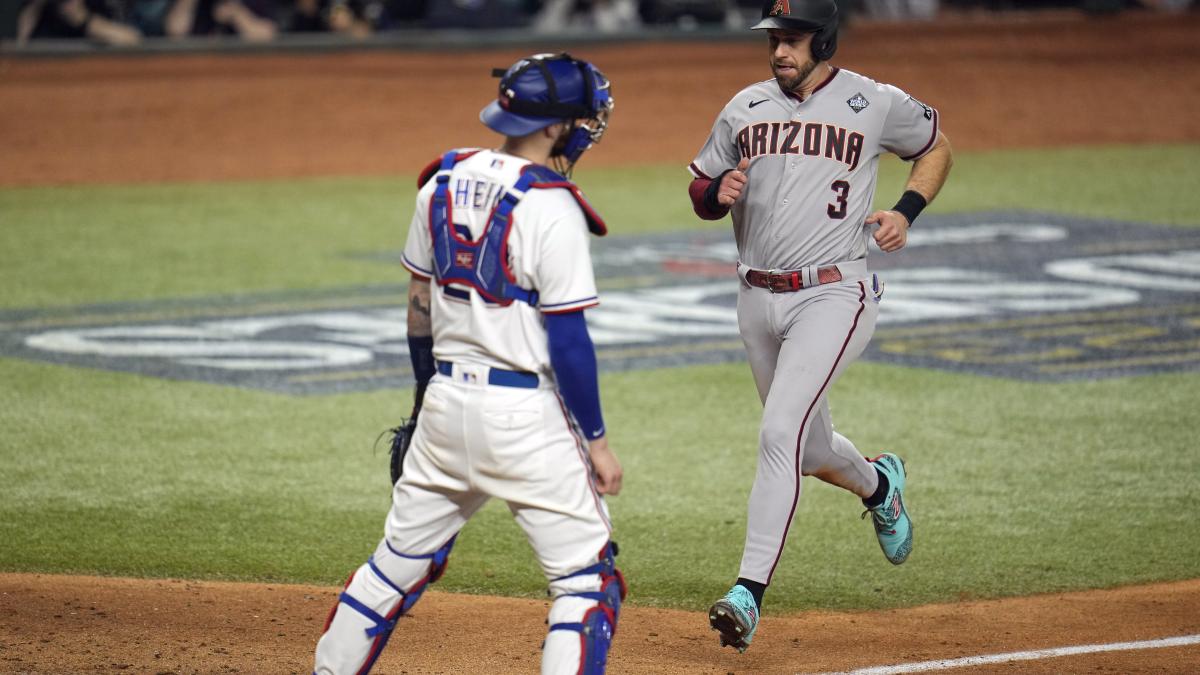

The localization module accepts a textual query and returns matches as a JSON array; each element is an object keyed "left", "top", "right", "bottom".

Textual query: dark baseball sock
[
  {"left": 735, "top": 578, "right": 766, "bottom": 611},
  {"left": 863, "top": 465, "right": 890, "bottom": 508}
]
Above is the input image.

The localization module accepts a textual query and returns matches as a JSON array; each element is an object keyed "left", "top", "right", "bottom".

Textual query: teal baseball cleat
[
  {"left": 708, "top": 584, "right": 759, "bottom": 653},
  {"left": 863, "top": 453, "right": 913, "bottom": 565}
]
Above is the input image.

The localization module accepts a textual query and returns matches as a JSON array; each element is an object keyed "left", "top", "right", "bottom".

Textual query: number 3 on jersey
[{"left": 828, "top": 180, "right": 849, "bottom": 219}]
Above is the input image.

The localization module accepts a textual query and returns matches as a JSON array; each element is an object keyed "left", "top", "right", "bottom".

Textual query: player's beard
[
  {"left": 548, "top": 123, "right": 576, "bottom": 175},
  {"left": 549, "top": 124, "right": 572, "bottom": 158},
  {"left": 772, "top": 57, "right": 818, "bottom": 95}
]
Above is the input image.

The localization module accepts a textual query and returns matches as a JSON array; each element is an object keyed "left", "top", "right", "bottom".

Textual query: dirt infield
[
  {"left": 2, "top": 573, "right": 1199, "bottom": 673},
  {"left": 3, "top": 9, "right": 1200, "bottom": 674}
]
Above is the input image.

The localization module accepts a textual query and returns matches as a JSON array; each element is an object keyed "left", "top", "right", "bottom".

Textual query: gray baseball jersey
[{"left": 689, "top": 67, "right": 939, "bottom": 270}]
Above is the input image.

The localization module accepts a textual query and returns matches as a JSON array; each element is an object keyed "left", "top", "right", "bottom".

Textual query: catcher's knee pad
[
  {"left": 376, "top": 534, "right": 456, "bottom": 615},
  {"left": 544, "top": 542, "right": 627, "bottom": 675},
  {"left": 314, "top": 535, "right": 457, "bottom": 675}
]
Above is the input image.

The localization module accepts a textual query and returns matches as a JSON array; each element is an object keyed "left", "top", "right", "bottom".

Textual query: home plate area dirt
[{"left": 2, "top": 574, "right": 1199, "bottom": 673}]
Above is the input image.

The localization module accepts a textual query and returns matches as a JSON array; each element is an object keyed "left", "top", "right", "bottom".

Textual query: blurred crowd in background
[{"left": 11, "top": 0, "right": 1195, "bottom": 48}]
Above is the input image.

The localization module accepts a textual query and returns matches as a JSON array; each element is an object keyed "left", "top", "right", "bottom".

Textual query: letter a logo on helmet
[{"left": 752, "top": 0, "right": 839, "bottom": 62}]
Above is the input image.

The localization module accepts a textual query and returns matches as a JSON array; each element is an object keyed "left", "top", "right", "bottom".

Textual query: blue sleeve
[{"left": 545, "top": 310, "right": 605, "bottom": 440}]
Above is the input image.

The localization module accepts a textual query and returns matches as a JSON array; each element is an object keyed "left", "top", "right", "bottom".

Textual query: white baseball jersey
[
  {"left": 401, "top": 149, "right": 600, "bottom": 377},
  {"left": 316, "top": 149, "right": 616, "bottom": 674},
  {"left": 689, "top": 67, "right": 939, "bottom": 270}
]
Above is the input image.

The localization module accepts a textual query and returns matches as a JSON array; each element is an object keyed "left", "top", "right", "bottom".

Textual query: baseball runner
[
  {"left": 314, "top": 53, "right": 626, "bottom": 674},
  {"left": 687, "top": 0, "right": 953, "bottom": 653}
]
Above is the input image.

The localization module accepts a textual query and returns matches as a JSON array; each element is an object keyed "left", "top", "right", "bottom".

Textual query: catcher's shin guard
[
  {"left": 313, "top": 535, "right": 456, "bottom": 675},
  {"left": 543, "top": 542, "right": 627, "bottom": 675}
]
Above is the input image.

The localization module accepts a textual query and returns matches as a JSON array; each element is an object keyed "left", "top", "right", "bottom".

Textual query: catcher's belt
[{"left": 436, "top": 361, "right": 538, "bottom": 388}]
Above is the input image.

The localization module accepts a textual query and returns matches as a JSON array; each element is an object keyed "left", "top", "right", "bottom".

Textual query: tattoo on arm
[{"left": 407, "top": 278, "right": 433, "bottom": 337}]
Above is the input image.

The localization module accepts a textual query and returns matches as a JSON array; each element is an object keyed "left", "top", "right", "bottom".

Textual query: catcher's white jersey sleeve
[
  {"left": 401, "top": 149, "right": 599, "bottom": 377},
  {"left": 688, "top": 68, "right": 939, "bottom": 270}
]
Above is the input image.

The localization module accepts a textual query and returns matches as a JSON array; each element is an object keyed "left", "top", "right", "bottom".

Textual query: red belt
[{"left": 745, "top": 265, "right": 842, "bottom": 292}]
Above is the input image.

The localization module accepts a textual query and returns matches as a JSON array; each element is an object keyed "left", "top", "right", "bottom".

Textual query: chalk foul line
[{"left": 813, "top": 633, "right": 1200, "bottom": 674}]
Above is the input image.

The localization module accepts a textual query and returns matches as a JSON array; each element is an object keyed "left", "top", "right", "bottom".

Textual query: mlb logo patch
[
  {"left": 847, "top": 93, "right": 869, "bottom": 113},
  {"left": 491, "top": 158, "right": 505, "bottom": 169},
  {"left": 456, "top": 251, "right": 475, "bottom": 267}
]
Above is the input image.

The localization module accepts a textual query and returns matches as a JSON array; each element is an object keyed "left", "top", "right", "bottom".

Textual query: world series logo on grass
[{"left": 2, "top": 212, "right": 1198, "bottom": 395}]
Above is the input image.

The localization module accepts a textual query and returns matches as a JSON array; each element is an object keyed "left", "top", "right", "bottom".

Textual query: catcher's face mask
[{"left": 555, "top": 64, "right": 613, "bottom": 168}]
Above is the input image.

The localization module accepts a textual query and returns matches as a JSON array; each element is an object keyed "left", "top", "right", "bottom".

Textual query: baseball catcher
[{"left": 315, "top": 52, "right": 625, "bottom": 675}]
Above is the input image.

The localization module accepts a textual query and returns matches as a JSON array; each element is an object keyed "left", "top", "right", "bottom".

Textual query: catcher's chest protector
[{"left": 427, "top": 150, "right": 606, "bottom": 306}]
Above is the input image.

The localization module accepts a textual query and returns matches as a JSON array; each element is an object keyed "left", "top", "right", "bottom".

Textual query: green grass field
[{"left": 2, "top": 144, "right": 1198, "bottom": 613}]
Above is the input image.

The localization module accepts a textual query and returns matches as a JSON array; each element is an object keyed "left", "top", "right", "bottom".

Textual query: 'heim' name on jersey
[
  {"left": 737, "top": 121, "right": 865, "bottom": 171},
  {"left": 452, "top": 178, "right": 505, "bottom": 212}
]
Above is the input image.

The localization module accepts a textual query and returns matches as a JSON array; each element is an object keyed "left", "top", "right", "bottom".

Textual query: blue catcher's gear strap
[
  {"left": 384, "top": 534, "right": 456, "bottom": 614},
  {"left": 329, "top": 534, "right": 458, "bottom": 674},
  {"left": 548, "top": 603, "right": 616, "bottom": 675},
  {"left": 338, "top": 592, "right": 396, "bottom": 639},
  {"left": 331, "top": 567, "right": 404, "bottom": 675},
  {"left": 547, "top": 541, "right": 627, "bottom": 674},
  {"left": 428, "top": 152, "right": 539, "bottom": 307},
  {"left": 479, "top": 171, "right": 539, "bottom": 305},
  {"left": 551, "top": 540, "right": 621, "bottom": 585},
  {"left": 422, "top": 151, "right": 605, "bottom": 235},
  {"left": 489, "top": 54, "right": 594, "bottom": 120}
]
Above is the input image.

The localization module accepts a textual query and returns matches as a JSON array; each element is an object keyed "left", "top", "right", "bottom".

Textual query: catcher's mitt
[
  {"left": 386, "top": 416, "right": 417, "bottom": 485},
  {"left": 383, "top": 383, "right": 427, "bottom": 485}
]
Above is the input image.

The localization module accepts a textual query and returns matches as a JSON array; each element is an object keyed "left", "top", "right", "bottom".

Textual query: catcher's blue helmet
[{"left": 480, "top": 53, "right": 613, "bottom": 166}]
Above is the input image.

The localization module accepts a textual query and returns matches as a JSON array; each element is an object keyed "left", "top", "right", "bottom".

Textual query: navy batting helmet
[
  {"left": 752, "top": 0, "right": 839, "bottom": 62},
  {"left": 480, "top": 53, "right": 613, "bottom": 168}
]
